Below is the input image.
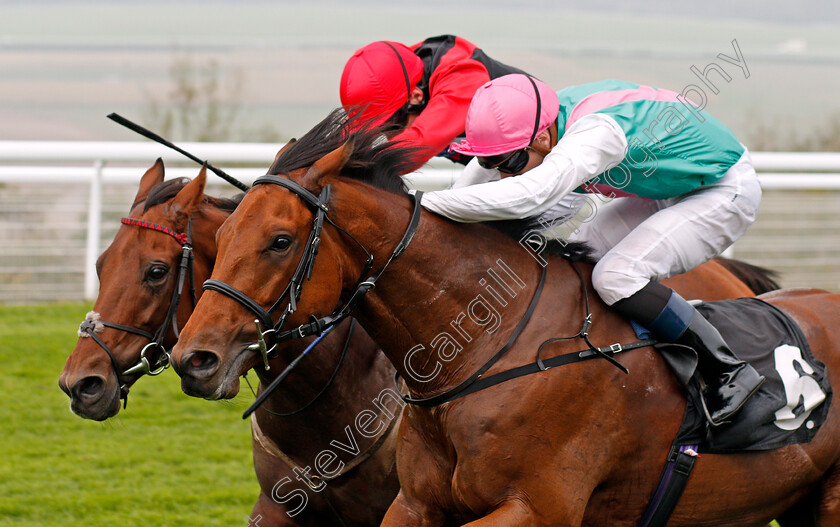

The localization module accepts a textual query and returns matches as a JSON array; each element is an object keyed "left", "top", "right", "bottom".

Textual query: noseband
[
  {"left": 203, "top": 175, "right": 423, "bottom": 377},
  {"left": 77, "top": 217, "right": 196, "bottom": 407}
]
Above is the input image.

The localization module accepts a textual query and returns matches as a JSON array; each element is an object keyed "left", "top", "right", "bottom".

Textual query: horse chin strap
[
  {"left": 77, "top": 217, "right": 196, "bottom": 408},
  {"left": 203, "top": 175, "right": 423, "bottom": 412}
]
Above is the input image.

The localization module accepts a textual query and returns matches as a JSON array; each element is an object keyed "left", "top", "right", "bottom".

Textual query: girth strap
[{"left": 638, "top": 444, "right": 699, "bottom": 527}]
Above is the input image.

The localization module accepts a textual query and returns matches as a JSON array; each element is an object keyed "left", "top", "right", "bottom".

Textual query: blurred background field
[{"left": 1, "top": 0, "right": 840, "bottom": 149}]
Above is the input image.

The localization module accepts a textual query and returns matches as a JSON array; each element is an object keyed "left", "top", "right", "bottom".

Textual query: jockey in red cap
[
  {"left": 422, "top": 74, "right": 765, "bottom": 426},
  {"left": 340, "top": 35, "right": 527, "bottom": 170}
]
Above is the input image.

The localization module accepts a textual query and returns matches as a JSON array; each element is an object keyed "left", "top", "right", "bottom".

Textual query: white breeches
[{"left": 566, "top": 148, "right": 762, "bottom": 305}]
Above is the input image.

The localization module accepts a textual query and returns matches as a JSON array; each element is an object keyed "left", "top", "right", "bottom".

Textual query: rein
[
  {"left": 242, "top": 319, "right": 356, "bottom": 417},
  {"left": 77, "top": 217, "right": 196, "bottom": 407},
  {"left": 202, "top": 175, "right": 424, "bottom": 418}
]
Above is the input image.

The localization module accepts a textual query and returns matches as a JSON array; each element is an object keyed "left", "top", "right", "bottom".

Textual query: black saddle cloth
[{"left": 665, "top": 297, "right": 832, "bottom": 453}]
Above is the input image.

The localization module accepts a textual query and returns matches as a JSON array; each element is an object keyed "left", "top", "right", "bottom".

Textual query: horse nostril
[
  {"left": 182, "top": 351, "right": 219, "bottom": 378},
  {"left": 73, "top": 376, "right": 105, "bottom": 400}
]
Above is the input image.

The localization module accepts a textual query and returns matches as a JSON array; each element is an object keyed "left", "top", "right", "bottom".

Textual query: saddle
[
  {"left": 648, "top": 297, "right": 832, "bottom": 452},
  {"left": 637, "top": 297, "right": 832, "bottom": 526}
]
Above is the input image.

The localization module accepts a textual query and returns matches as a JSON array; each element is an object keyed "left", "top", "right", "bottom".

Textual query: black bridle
[
  {"left": 202, "top": 175, "right": 423, "bottom": 417},
  {"left": 77, "top": 217, "right": 196, "bottom": 407}
]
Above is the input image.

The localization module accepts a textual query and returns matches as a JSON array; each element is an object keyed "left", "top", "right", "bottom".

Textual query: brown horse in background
[{"left": 170, "top": 112, "right": 840, "bottom": 526}]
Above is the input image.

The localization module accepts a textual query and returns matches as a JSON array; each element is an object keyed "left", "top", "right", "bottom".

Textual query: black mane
[
  {"left": 268, "top": 108, "right": 595, "bottom": 263},
  {"left": 268, "top": 108, "right": 427, "bottom": 195},
  {"left": 144, "top": 178, "right": 242, "bottom": 212}
]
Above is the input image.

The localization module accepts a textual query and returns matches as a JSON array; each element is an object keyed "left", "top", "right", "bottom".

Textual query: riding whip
[{"left": 106, "top": 112, "right": 250, "bottom": 192}]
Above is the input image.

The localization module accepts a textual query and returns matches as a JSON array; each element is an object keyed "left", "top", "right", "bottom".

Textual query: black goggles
[
  {"left": 385, "top": 103, "right": 424, "bottom": 130},
  {"left": 477, "top": 147, "right": 531, "bottom": 174}
]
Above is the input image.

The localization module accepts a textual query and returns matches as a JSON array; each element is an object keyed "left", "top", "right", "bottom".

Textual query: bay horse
[
  {"left": 57, "top": 160, "right": 398, "bottom": 526},
  {"left": 57, "top": 143, "right": 775, "bottom": 526},
  {"left": 170, "top": 112, "right": 840, "bottom": 526}
]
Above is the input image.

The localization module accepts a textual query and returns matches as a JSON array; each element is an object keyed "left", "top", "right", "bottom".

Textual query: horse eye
[
  {"left": 146, "top": 265, "right": 169, "bottom": 281},
  {"left": 270, "top": 236, "right": 292, "bottom": 252}
]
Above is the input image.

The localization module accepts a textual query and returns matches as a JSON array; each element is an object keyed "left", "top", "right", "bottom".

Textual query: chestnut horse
[
  {"left": 56, "top": 160, "right": 764, "bottom": 527},
  {"left": 57, "top": 150, "right": 773, "bottom": 526},
  {"left": 58, "top": 161, "right": 399, "bottom": 526},
  {"left": 170, "top": 113, "right": 840, "bottom": 526}
]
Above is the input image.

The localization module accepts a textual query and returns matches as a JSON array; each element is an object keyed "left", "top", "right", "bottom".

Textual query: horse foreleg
[
  {"left": 381, "top": 490, "right": 446, "bottom": 527},
  {"left": 775, "top": 489, "right": 818, "bottom": 527},
  {"left": 458, "top": 500, "right": 541, "bottom": 527},
  {"left": 249, "top": 491, "right": 302, "bottom": 527},
  {"left": 816, "top": 463, "right": 840, "bottom": 527}
]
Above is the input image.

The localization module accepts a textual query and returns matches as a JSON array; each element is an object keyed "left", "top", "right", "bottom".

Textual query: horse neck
[{"left": 330, "top": 180, "right": 573, "bottom": 397}]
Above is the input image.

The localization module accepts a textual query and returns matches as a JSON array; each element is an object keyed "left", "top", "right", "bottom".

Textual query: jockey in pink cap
[{"left": 421, "top": 74, "right": 764, "bottom": 426}]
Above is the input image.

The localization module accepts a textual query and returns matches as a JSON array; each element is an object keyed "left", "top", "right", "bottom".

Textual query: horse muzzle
[
  {"left": 177, "top": 348, "right": 246, "bottom": 400},
  {"left": 63, "top": 374, "right": 122, "bottom": 421}
]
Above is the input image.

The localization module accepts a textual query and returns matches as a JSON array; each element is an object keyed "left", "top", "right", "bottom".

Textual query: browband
[{"left": 253, "top": 175, "right": 329, "bottom": 212}]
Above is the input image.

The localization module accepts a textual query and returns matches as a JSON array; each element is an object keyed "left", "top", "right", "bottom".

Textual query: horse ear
[
  {"left": 273, "top": 138, "right": 297, "bottom": 164},
  {"left": 132, "top": 158, "right": 165, "bottom": 208},
  {"left": 301, "top": 139, "right": 355, "bottom": 187},
  {"left": 169, "top": 165, "right": 207, "bottom": 226},
  {"left": 266, "top": 138, "right": 297, "bottom": 175}
]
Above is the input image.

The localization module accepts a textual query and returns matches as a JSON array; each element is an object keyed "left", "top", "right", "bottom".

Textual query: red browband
[{"left": 120, "top": 217, "right": 189, "bottom": 246}]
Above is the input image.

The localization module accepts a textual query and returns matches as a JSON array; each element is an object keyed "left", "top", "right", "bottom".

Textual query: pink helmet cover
[{"left": 451, "top": 74, "right": 560, "bottom": 157}]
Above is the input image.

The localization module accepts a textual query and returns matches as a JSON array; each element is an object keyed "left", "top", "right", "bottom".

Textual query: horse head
[
  {"left": 58, "top": 160, "right": 232, "bottom": 420},
  {"left": 170, "top": 110, "right": 420, "bottom": 400}
]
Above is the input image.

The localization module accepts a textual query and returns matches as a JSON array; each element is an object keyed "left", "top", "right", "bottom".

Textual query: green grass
[{"left": 0, "top": 303, "right": 260, "bottom": 526}]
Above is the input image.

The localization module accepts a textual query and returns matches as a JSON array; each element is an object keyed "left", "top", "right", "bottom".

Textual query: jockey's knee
[{"left": 591, "top": 259, "right": 651, "bottom": 306}]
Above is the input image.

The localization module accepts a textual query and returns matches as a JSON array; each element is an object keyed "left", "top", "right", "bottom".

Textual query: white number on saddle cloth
[{"left": 773, "top": 344, "right": 827, "bottom": 431}]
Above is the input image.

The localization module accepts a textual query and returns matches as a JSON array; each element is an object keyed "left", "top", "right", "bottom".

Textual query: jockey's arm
[
  {"left": 449, "top": 160, "right": 500, "bottom": 189},
  {"left": 421, "top": 114, "right": 628, "bottom": 222}
]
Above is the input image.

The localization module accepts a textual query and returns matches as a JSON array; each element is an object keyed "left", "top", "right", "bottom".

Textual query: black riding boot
[
  {"left": 675, "top": 309, "right": 765, "bottom": 425},
  {"left": 613, "top": 282, "right": 765, "bottom": 426}
]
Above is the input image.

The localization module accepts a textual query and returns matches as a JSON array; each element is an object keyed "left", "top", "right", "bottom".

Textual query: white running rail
[{"left": 1, "top": 141, "right": 839, "bottom": 302}]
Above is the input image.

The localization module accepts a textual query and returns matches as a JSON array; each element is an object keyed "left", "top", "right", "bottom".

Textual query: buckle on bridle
[{"left": 246, "top": 319, "right": 276, "bottom": 371}]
